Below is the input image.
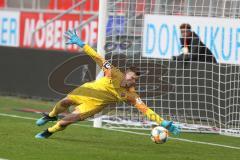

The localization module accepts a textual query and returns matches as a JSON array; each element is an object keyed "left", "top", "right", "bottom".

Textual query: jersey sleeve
[
  {"left": 126, "top": 92, "right": 164, "bottom": 125},
  {"left": 83, "top": 44, "right": 106, "bottom": 67},
  {"left": 83, "top": 44, "right": 123, "bottom": 78}
]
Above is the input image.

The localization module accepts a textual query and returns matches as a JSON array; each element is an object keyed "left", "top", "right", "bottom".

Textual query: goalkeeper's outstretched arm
[
  {"left": 127, "top": 93, "right": 180, "bottom": 135},
  {"left": 65, "top": 29, "right": 107, "bottom": 68},
  {"left": 127, "top": 94, "right": 164, "bottom": 124}
]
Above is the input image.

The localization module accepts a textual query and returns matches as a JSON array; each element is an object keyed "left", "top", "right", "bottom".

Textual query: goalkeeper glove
[
  {"left": 65, "top": 29, "right": 85, "bottom": 47},
  {"left": 161, "top": 120, "right": 180, "bottom": 135}
]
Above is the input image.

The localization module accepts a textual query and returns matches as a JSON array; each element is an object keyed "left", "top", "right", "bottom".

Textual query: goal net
[{"left": 95, "top": 0, "right": 240, "bottom": 137}]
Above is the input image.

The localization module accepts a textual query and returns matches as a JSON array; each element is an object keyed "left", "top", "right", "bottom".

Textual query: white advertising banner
[
  {"left": 143, "top": 15, "right": 240, "bottom": 64},
  {"left": 0, "top": 11, "right": 20, "bottom": 47}
]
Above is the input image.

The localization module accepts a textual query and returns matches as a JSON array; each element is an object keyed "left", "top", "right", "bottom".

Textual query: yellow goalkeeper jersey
[{"left": 68, "top": 44, "right": 163, "bottom": 124}]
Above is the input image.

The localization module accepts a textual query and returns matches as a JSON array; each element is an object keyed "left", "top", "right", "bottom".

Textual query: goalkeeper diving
[{"left": 35, "top": 29, "right": 180, "bottom": 139}]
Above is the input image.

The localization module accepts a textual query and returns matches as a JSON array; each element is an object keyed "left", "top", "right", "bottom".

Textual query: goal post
[
  {"left": 93, "top": 0, "right": 108, "bottom": 128},
  {"left": 95, "top": 0, "right": 240, "bottom": 137}
]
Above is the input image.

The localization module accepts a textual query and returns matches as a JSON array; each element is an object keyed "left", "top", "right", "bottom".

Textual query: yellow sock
[
  {"left": 48, "top": 122, "right": 66, "bottom": 133},
  {"left": 48, "top": 101, "right": 68, "bottom": 117}
]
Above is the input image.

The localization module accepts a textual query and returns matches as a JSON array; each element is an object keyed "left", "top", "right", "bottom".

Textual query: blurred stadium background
[{"left": 0, "top": 0, "right": 240, "bottom": 160}]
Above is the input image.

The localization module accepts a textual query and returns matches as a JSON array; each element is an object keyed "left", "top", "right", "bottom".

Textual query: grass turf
[{"left": 0, "top": 96, "right": 239, "bottom": 160}]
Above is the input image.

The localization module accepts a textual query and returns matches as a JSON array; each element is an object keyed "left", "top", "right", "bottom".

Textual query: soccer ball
[{"left": 151, "top": 126, "right": 169, "bottom": 144}]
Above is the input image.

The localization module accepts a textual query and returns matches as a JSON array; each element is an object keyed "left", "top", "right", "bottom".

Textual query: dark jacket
[{"left": 173, "top": 32, "right": 217, "bottom": 63}]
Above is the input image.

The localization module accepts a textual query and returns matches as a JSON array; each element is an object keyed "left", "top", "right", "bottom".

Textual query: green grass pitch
[{"left": 0, "top": 96, "right": 239, "bottom": 160}]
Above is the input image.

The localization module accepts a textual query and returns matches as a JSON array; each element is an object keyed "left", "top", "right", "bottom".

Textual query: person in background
[{"left": 172, "top": 23, "right": 217, "bottom": 63}]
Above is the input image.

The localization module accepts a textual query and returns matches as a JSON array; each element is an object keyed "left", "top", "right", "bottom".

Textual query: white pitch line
[
  {"left": 1, "top": 113, "right": 240, "bottom": 150},
  {"left": 0, "top": 113, "right": 91, "bottom": 128},
  {"left": 103, "top": 127, "right": 240, "bottom": 150},
  {"left": 0, "top": 113, "right": 37, "bottom": 120}
]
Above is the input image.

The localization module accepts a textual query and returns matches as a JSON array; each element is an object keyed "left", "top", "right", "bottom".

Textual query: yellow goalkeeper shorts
[{"left": 67, "top": 94, "right": 104, "bottom": 120}]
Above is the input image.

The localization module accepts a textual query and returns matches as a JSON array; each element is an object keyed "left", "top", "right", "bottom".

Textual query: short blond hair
[{"left": 126, "top": 66, "right": 140, "bottom": 76}]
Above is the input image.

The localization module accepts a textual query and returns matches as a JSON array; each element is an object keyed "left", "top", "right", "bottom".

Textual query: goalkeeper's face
[{"left": 122, "top": 71, "right": 139, "bottom": 88}]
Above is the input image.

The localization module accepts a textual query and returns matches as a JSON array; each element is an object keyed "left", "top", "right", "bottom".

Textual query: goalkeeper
[{"left": 35, "top": 29, "right": 180, "bottom": 139}]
